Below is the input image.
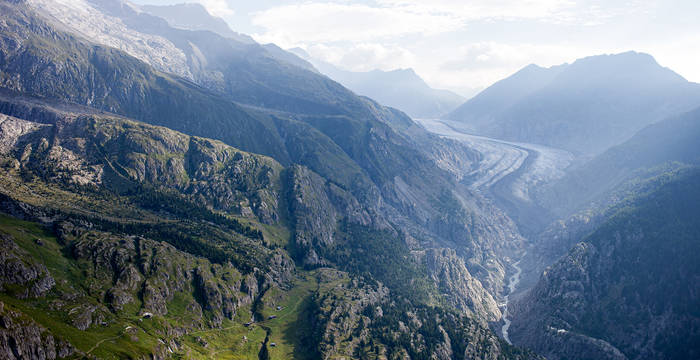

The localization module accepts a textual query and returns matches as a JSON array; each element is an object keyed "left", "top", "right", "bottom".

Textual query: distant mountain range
[
  {"left": 448, "top": 52, "right": 700, "bottom": 155},
  {"left": 536, "top": 106, "right": 700, "bottom": 218},
  {"left": 291, "top": 48, "right": 465, "bottom": 119}
]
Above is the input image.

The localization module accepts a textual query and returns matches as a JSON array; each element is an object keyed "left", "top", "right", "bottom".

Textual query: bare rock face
[
  {"left": 0, "top": 302, "right": 75, "bottom": 359},
  {"left": 288, "top": 165, "right": 389, "bottom": 268},
  {"left": 26, "top": 0, "right": 194, "bottom": 81},
  {"left": 309, "top": 270, "right": 390, "bottom": 358},
  {"left": 288, "top": 165, "right": 338, "bottom": 267},
  {"left": 509, "top": 244, "right": 629, "bottom": 360},
  {"left": 511, "top": 169, "right": 700, "bottom": 360},
  {"left": 193, "top": 265, "right": 240, "bottom": 326},
  {"left": 0, "top": 233, "right": 55, "bottom": 299},
  {"left": 5, "top": 115, "right": 283, "bottom": 224},
  {"left": 422, "top": 248, "right": 501, "bottom": 323},
  {"left": 0, "top": 114, "right": 48, "bottom": 154}
]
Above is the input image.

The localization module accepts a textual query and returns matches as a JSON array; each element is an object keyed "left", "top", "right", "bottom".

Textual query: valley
[
  {"left": 501, "top": 255, "right": 524, "bottom": 345},
  {"left": 416, "top": 118, "right": 573, "bottom": 203},
  {"left": 415, "top": 118, "right": 573, "bottom": 344},
  {"left": 0, "top": 1, "right": 698, "bottom": 359}
]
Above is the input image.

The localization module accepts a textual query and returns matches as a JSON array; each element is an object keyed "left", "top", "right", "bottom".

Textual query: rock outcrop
[
  {"left": 422, "top": 248, "right": 501, "bottom": 322},
  {"left": 0, "top": 301, "right": 76, "bottom": 359},
  {"left": 511, "top": 169, "right": 700, "bottom": 360}
]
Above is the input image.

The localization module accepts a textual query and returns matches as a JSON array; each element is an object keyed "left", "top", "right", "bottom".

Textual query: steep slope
[
  {"left": 448, "top": 52, "right": 700, "bottom": 155},
  {"left": 0, "top": 90, "right": 538, "bottom": 359},
  {"left": 26, "top": 0, "right": 380, "bottom": 118},
  {"left": 297, "top": 53, "right": 464, "bottom": 119},
  {"left": 0, "top": 0, "right": 526, "bottom": 300},
  {"left": 517, "top": 107, "right": 700, "bottom": 297},
  {"left": 0, "top": 104, "right": 300, "bottom": 358},
  {"left": 510, "top": 168, "right": 700, "bottom": 360},
  {"left": 537, "top": 106, "right": 700, "bottom": 219},
  {"left": 448, "top": 64, "right": 566, "bottom": 131}
]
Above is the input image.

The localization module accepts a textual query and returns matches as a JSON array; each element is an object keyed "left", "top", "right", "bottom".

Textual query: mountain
[
  {"left": 139, "top": 3, "right": 255, "bottom": 44},
  {"left": 0, "top": 99, "right": 536, "bottom": 359},
  {"left": 448, "top": 52, "right": 700, "bottom": 155},
  {"left": 27, "top": 0, "right": 361, "bottom": 115},
  {"left": 516, "top": 105, "right": 700, "bottom": 300},
  {"left": 0, "top": 0, "right": 542, "bottom": 358},
  {"left": 536, "top": 106, "right": 700, "bottom": 218},
  {"left": 0, "top": 87, "right": 537, "bottom": 359},
  {"left": 510, "top": 167, "right": 700, "bottom": 360},
  {"left": 447, "top": 64, "right": 566, "bottom": 131},
  {"left": 6, "top": 0, "right": 530, "bottom": 291},
  {"left": 291, "top": 49, "right": 465, "bottom": 119}
]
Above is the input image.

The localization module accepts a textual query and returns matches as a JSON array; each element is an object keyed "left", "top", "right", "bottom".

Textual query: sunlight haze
[{"left": 131, "top": 0, "right": 700, "bottom": 97}]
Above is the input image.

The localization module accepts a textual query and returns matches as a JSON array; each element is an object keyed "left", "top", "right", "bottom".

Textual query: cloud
[
  {"left": 419, "top": 42, "right": 605, "bottom": 92},
  {"left": 376, "top": 0, "right": 578, "bottom": 22},
  {"left": 241, "top": 0, "right": 698, "bottom": 95},
  {"left": 305, "top": 43, "right": 417, "bottom": 72},
  {"left": 441, "top": 42, "right": 591, "bottom": 71},
  {"left": 251, "top": 2, "right": 463, "bottom": 46}
]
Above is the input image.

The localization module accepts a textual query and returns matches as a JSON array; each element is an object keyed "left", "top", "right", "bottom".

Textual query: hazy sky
[{"left": 132, "top": 0, "right": 700, "bottom": 97}]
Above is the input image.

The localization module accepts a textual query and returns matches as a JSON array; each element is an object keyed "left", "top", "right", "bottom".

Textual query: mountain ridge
[
  {"left": 290, "top": 48, "right": 465, "bottom": 119},
  {"left": 448, "top": 51, "right": 700, "bottom": 155},
  {"left": 511, "top": 167, "right": 700, "bottom": 360}
]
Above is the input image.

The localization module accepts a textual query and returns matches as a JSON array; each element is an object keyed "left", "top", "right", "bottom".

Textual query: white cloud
[
  {"left": 237, "top": 0, "right": 699, "bottom": 95},
  {"left": 417, "top": 42, "right": 607, "bottom": 93},
  {"left": 305, "top": 43, "right": 416, "bottom": 72},
  {"left": 636, "top": 34, "right": 700, "bottom": 84},
  {"left": 251, "top": 2, "right": 463, "bottom": 46},
  {"left": 376, "top": 0, "right": 578, "bottom": 22}
]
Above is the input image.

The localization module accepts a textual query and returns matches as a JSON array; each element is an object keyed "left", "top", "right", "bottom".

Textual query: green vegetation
[
  {"left": 325, "top": 221, "right": 438, "bottom": 304},
  {"left": 515, "top": 167, "right": 700, "bottom": 360}
]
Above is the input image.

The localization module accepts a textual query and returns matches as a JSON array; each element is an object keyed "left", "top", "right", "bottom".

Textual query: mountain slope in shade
[
  {"left": 517, "top": 106, "right": 700, "bottom": 305},
  {"left": 447, "top": 63, "right": 566, "bottom": 131},
  {"left": 0, "top": 96, "right": 537, "bottom": 358},
  {"left": 536, "top": 106, "right": 700, "bottom": 218},
  {"left": 0, "top": 0, "right": 528, "bottom": 310},
  {"left": 292, "top": 49, "right": 465, "bottom": 119},
  {"left": 511, "top": 167, "right": 700, "bottom": 360},
  {"left": 448, "top": 52, "right": 700, "bottom": 155}
]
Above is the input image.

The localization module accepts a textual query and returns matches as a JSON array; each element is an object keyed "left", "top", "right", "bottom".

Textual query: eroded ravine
[
  {"left": 501, "top": 255, "right": 524, "bottom": 344},
  {"left": 416, "top": 118, "right": 572, "bottom": 343}
]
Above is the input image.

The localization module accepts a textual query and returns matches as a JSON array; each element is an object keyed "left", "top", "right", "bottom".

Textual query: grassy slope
[{"left": 0, "top": 213, "right": 332, "bottom": 359}]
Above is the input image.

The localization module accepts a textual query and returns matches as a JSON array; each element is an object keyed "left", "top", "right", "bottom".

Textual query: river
[{"left": 501, "top": 255, "right": 524, "bottom": 344}]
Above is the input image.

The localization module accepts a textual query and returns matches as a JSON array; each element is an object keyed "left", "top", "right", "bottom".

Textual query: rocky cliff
[{"left": 511, "top": 168, "right": 700, "bottom": 360}]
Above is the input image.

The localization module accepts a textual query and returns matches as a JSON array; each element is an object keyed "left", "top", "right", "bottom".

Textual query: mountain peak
[
  {"left": 139, "top": 2, "right": 255, "bottom": 43},
  {"left": 448, "top": 51, "right": 700, "bottom": 154},
  {"left": 563, "top": 51, "right": 686, "bottom": 84}
]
